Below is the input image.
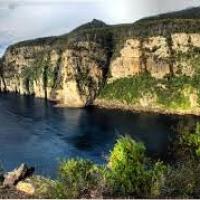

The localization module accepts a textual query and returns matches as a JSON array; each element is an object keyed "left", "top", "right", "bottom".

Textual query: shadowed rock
[{"left": 3, "top": 164, "right": 34, "bottom": 188}]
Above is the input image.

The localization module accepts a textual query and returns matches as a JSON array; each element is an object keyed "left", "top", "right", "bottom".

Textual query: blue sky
[{"left": 0, "top": 0, "right": 200, "bottom": 56}]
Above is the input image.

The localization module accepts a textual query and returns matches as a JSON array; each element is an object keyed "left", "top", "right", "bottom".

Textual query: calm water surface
[{"left": 0, "top": 93, "right": 195, "bottom": 178}]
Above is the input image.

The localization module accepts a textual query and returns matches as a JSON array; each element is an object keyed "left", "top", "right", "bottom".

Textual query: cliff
[
  {"left": 2, "top": 8, "right": 200, "bottom": 112},
  {"left": 0, "top": 20, "right": 111, "bottom": 107}
]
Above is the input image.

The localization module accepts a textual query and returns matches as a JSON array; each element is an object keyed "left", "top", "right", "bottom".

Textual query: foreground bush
[
  {"left": 161, "top": 160, "right": 200, "bottom": 198},
  {"left": 181, "top": 122, "right": 200, "bottom": 157},
  {"left": 54, "top": 159, "right": 104, "bottom": 198},
  {"left": 32, "top": 124, "right": 200, "bottom": 198},
  {"left": 28, "top": 176, "right": 56, "bottom": 199},
  {"left": 173, "top": 121, "right": 200, "bottom": 161},
  {"left": 159, "top": 121, "right": 200, "bottom": 198},
  {"left": 106, "top": 136, "right": 166, "bottom": 198},
  {"left": 53, "top": 136, "right": 167, "bottom": 198}
]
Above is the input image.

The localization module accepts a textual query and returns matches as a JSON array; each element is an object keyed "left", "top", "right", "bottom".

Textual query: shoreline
[
  {"left": 1, "top": 91, "right": 200, "bottom": 117},
  {"left": 94, "top": 99, "right": 200, "bottom": 117}
]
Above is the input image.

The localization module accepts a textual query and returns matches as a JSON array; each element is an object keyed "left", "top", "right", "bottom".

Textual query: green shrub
[
  {"left": 161, "top": 121, "right": 200, "bottom": 198},
  {"left": 99, "top": 74, "right": 200, "bottom": 110},
  {"left": 180, "top": 122, "right": 200, "bottom": 157},
  {"left": 106, "top": 136, "right": 166, "bottom": 198},
  {"left": 50, "top": 136, "right": 167, "bottom": 199},
  {"left": 29, "top": 176, "right": 56, "bottom": 199},
  {"left": 99, "top": 74, "right": 157, "bottom": 104},
  {"left": 161, "top": 160, "right": 200, "bottom": 198},
  {"left": 54, "top": 159, "right": 104, "bottom": 199}
]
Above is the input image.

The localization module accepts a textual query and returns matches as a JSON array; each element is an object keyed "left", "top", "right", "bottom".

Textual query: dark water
[{"left": 0, "top": 93, "right": 194, "bottom": 178}]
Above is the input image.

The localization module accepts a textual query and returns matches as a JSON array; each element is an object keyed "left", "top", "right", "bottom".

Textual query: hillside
[
  {"left": 141, "top": 7, "right": 200, "bottom": 21},
  {"left": 1, "top": 7, "right": 200, "bottom": 114}
]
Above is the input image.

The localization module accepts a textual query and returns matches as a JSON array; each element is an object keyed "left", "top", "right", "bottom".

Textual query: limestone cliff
[
  {"left": 109, "top": 33, "right": 200, "bottom": 81},
  {"left": 0, "top": 34, "right": 110, "bottom": 107},
  {"left": 1, "top": 9, "right": 200, "bottom": 110}
]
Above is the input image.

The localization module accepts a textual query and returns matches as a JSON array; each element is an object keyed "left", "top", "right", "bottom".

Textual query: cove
[{"left": 0, "top": 93, "right": 196, "bottom": 178}]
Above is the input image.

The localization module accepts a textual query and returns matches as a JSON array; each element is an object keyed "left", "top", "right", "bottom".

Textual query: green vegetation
[
  {"left": 0, "top": 136, "right": 167, "bottom": 199},
  {"left": 161, "top": 160, "right": 200, "bottom": 198},
  {"left": 34, "top": 128, "right": 200, "bottom": 199},
  {"left": 5, "top": 7, "right": 200, "bottom": 103},
  {"left": 160, "top": 121, "right": 200, "bottom": 198},
  {"left": 176, "top": 48, "right": 200, "bottom": 74},
  {"left": 100, "top": 74, "right": 156, "bottom": 104},
  {"left": 2, "top": 127, "right": 200, "bottom": 199},
  {"left": 99, "top": 74, "right": 200, "bottom": 110},
  {"left": 106, "top": 136, "right": 166, "bottom": 198},
  {"left": 141, "top": 7, "right": 200, "bottom": 21},
  {"left": 9, "top": 7, "right": 200, "bottom": 65},
  {"left": 3, "top": 6, "right": 200, "bottom": 198},
  {"left": 48, "top": 136, "right": 166, "bottom": 199},
  {"left": 0, "top": 136, "right": 165, "bottom": 199},
  {"left": 29, "top": 176, "right": 56, "bottom": 199},
  {"left": 179, "top": 122, "right": 200, "bottom": 157},
  {"left": 21, "top": 53, "right": 58, "bottom": 94},
  {"left": 54, "top": 159, "right": 104, "bottom": 199}
]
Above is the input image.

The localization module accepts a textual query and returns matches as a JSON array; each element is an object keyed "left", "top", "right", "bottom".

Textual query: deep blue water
[{"left": 0, "top": 93, "right": 190, "bottom": 178}]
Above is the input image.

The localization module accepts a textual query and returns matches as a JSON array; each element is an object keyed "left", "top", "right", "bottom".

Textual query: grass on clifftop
[{"left": 99, "top": 74, "right": 200, "bottom": 110}]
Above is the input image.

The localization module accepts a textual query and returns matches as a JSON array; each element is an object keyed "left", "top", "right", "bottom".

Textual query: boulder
[
  {"left": 3, "top": 164, "right": 34, "bottom": 188},
  {"left": 16, "top": 181, "right": 35, "bottom": 195}
]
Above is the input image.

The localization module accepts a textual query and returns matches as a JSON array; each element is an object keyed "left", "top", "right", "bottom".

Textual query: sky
[{"left": 0, "top": 0, "right": 200, "bottom": 56}]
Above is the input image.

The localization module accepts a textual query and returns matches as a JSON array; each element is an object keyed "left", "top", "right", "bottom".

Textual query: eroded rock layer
[{"left": 110, "top": 33, "right": 200, "bottom": 81}]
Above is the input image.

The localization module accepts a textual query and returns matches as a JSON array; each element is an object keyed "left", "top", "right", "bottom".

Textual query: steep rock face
[
  {"left": 2, "top": 32, "right": 200, "bottom": 107},
  {"left": 109, "top": 33, "right": 200, "bottom": 81},
  {"left": 2, "top": 14, "right": 200, "bottom": 108},
  {"left": 0, "top": 41, "right": 108, "bottom": 107}
]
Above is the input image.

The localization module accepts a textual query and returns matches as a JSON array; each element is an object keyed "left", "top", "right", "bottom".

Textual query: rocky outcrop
[
  {"left": 0, "top": 40, "right": 108, "bottom": 107},
  {"left": 2, "top": 164, "right": 34, "bottom": 188},
  {"left": 0, "top": 164, "right": 52, "bottom": 198}
]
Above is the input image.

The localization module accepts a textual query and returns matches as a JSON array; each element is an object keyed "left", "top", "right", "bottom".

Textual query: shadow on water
[{"left": 0, "top": 93, "right": 199, "bottom": 178}]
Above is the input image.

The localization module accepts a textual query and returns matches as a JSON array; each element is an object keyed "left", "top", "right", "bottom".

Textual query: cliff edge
[{"left": 1, "top": 8, "right": 200, "bottom": 113}]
